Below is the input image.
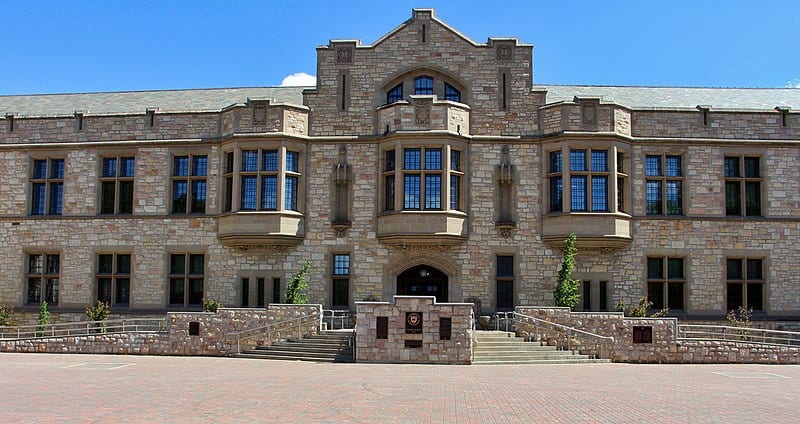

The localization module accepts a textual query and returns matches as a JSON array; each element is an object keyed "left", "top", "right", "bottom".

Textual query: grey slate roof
[
  {"left": 1, "top": 84, "right": 798, "bottom": 116},
  {"left": 0, "top": 86, "right": 308, "bottom": 117},
  {"left": 538, "top": 85, "right": 800, "bottom": 110}
]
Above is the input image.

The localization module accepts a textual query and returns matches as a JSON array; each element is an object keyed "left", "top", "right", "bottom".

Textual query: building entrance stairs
[
  {"left": 237, "top": 330, "right": 354, "bottom": 362},
  {"left": 472, "top": 331, "right": 610, "bottom": 364}
]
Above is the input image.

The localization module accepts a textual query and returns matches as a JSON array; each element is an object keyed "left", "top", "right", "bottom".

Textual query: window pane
[
  {"left": 116, "top": 279, "right": 130, "bottom": 304},
  {"left": 99, "top": 181, "right": 113, "bottom": 213},
  {"left": 725, "top": 182, "right": 741, "bottom": 215},
  {"left": 98, "top": 254, "right": 113, "bottom": 274},
  {"left": 667, "top": 283, "right": 684, "bottom": 310},
  {"left": 747, "top": 283, "right": 763, "bottom": 310},
  {"left": 666, "top": 156, "right": 681, "bottom": 177},
  {"left": 28, "top": 254, "right": 43, "bottom": 274},
  {"left": 50, "top": 180, "right": 63, "bottom": 214},
  {"left": 172, "top": 181, "right": 188, "bottom": 214},
  {"left": 667, "top": 258, "right": 683, "bottom": 279},
  {"left": 45, "top": 278, "right": 59, "bottom": 304},
  {"left": 242, "top": 150, "right": 258, "bottom": 171},
  {"left": 387, "top": 83, "right": 403, "bottom": 104},
  {"left": 617, "top": 177, "right": 625, "bottom": 213},
  {"left": 724, "top": 157, "right": 740, "bottom": 178},
  {"left": 46, "top": 255, "right": 59, "bottom": 274},
  {"left": 444, "top": 83, "right": 461, "bottom": 102},
  {"left": 224, "top": 176, "right": 233, "bottom": 212},
  {"left": 746, "top": 259, "right": 763, "bottom": 280},
  {"left": 425, "top": 148, "right": 442, "bottom": 170},
  {"left": 261, "top": 175, "right": 277, "bottom": 210},
  {"left": 173, "top": 156, "right": 189, "bottom": 177},
  {"left": 120, "top": 158, "right": 135, "bottom": 177},
  {"left": 591, "top": 150, "right": 607, "bottom": 172},
  {"left": 102, "top": 158, "right": 117, "bottom": 177},
  {"left": 118, "top": 181, "right": 134, "bottom": 214},
  {"left": 188, "top": 279, "right": 204, "bottom": 305},
  {"left": 647, "top": 257, "right": 664, "bottom": 279},
  {"left": 189, "top": 254, "right": 204, "bottom": 275},
  {"left": 591, "top": 176, "right": 607, "bottom": 211},
  {"left": 497, "top": 280, "right": 514, "bottom": 310},
  {"left": 27, "top": 278, "right": 41, "bottom": 303},
  {"left": 645, "top": 155, "right": 661, "bottom": 177},
  {"left": 726, "top": 258, "right": 743, "bottom": 280},
  {"left": 404, "top": 175, "right": 420, "bottom": 209},
  {"left": 31, "top": 183, "right": 46, "bottom": 215},
  {"left": 570, "top": 176, "right": 586, "bottom": 211},
  {"left": 414, "top": 76, "right": 433, "bottom": 95},
  {"left": 333, "top": 254, "right": 350, "bottom": 275},
  {"left": 727, "top": 283, "right": 743, "bottom": 311},
  {"left": 241, "top": 278, "right": 250, "bottom": 307},
  {"left": 50, "top": 159, "right": 65, "bottom": 179},
  {"left": 262, "top": 150, "right": 278, "bottom": 172},
  {"left": 648, "top": 282, "right": 664, "bottom": 309},
  {"left": 225, "top": 152, "right": 234, "bottom": 174},
  {"left": 285, "top": 176, "right": 298, "bottom": 211},
  {"left": 192, "top": 156, "right": 207, "bottom": 176},
  {"left": 170, "top": 254, "right": 185, "bottom": 275},
  {"left": 117, "top": 254, "right": 131, "bottom": 274},
  {"left": 286, "top": 151, "right": 299, "bottom": 173},
  {"left": 191, "top": 180, "right": 206, "bottom": 213},
  {"left": 496, "top": 256, "right": 513, "bottom": 277},
  {"left": 744, "top": 157, "right": 759, "bottom": 178},
  {"left": 332, "top": 279, "right": 349, "bottom": 308},
  {"left": 569, "top": 150, "right": 586, "bottom": 172},
  {"left": 745, "top": 182, "right": 761, "bottom": 216},
  {"left": 450, "top": 175, "right": 460, "bottom": 210},
  {"left": 240, "top": 176, "right": 257, "bottom": 210},
  {"left": 33, "top": 159, "right": 47, "bottom": 179},
  {"left": 666, "top": 181, "right": 682, "bottom": 215},
  {"left": 97, "top": 278, "right": 112, "bottom": 303},
  {"left": 583, "top": 281, "right": 591, "bottom": 311},
  {"left": 424, "top": 174, "right": 441, "bottom": 209},
  {"left": 404, "top": 148, "right": 421, "bottom": 170},
  {"left": 549, "top": 151, "right": 562, "bottom": 173},
  {"left": 385, "top": 150, "right": 395, "bottom": 172},
  {"left": 550, "top": 177, "right": 562, "bottom": 212},
  {"left": 384, "top": 175, "right": 395, "bottom": 211},
  {"left": 169, "top": 278, "right": 185, "bottom": 305}
]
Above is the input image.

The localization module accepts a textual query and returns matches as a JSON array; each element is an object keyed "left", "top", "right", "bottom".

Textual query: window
[
  {"left": 645, "top": 155, "right": 683, "bottom": 215},
  {"left": 332, "top": 254, "right": 350, "bottom": 308},
  {"left": 272, "top": 278, "right": 281, "bottom": 304},
  {"left": 450, "top": 150, "right": 462, "bottom": 210},
  {"left": 30, "top": 158, "right": 64, "bottom": 215},
  {"left": 414, "top": 76, "right": 433, "bottom": 95},
  {"left": 383, "top": 145, "right": 462, "bottom": 212},
  {"left": 548, "top": 151, "right": 563, "bottom": 212},
  {"left": 168, "top": 253, "right": 204, "bottom": 307},
  {"left": 496, "top": 255, "right": 514, "bottom": 310},
  {"left": 646, "top": 257, "right": 685, "bottom": 311},
  {"left": 727, "top": 258, "right": 764, "bottom": 311},
  {"left": 581, "top": 280, "right": 609, "bottom": 312},
  {"left": 100, "top": 156, "right": 135, "bottom": 214},
  {"left": 570, "top": 149, "right": 608, "bottom": 211},
  {"left": 223, "top": 152, "right": 234, "bottom": 212},
  {"left": 444, "top": 83, "right": 461, "bottom": 102},
  {"left": 172, "top": 155, "right": 207, "bottom": 214},
  {"left": 725, "top": 156, "right": 761, "bottom": 216},
  {"left": 548, "top": 148, "right": 625, "bottom": 213},
  {"left": 229, "top": 147, "right": 301, "bottom": 212},
  {"left": 26, "top": 253, "right": 60, "bottom": 305},
  {"left": 96, "top": 253, "right": 130, "bottom": 307},
  {"left": 387, "top": 83, "right": 403, "bottom": 104},
  {"left": 240, "top": 277, "right": 266, "bottom": 308}
]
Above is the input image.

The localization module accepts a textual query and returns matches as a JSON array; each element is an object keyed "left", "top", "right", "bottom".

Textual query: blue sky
[{"left": 1, "top": 0, "right": 798, "bottom": 95}]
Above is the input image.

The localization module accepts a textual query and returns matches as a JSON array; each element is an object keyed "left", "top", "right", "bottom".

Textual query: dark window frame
[
  {"left": 168, "top": 253, "right": 205, "bottom": 308},
  {"left": 99, "top": 156, "right": 135, "bottom": 215},
  {"left": 171, "top": 154, "right": 208, "bottom": 214},
  {"left": 726, "top": 257, "right": 765, "bottom": 311},
  {"left": 96, "top": 253, "right": 131, "bottom": 307},
  {"left": 645, "top": 154, "right": 683, "bottom": 216},
  {"left": 26, "top": 253, "right": 60, "bottom": 306},
  {"left": 646, "top": 256, "right": 685, "bottom": 311}
]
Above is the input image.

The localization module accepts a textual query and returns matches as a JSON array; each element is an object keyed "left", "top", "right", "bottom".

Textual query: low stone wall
[
  {"left": 356, "top": 296, "right": 472, "bottom": 364},
  {"left": 516, "top": 307, "right": 800, "bottom": 364},
  {"left": 0, "top": 304, "right": 321, "bottom": 356}
]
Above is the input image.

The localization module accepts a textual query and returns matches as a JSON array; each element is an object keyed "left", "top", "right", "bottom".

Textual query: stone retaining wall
[
  {"left": 0, "top": 304, "right": 321, "bottom": 356},
  {"left": 516, "top": 307, "right": 800, "bottom": 364}
]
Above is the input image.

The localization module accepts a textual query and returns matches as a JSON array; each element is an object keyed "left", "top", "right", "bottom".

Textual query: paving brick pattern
[{"left": 1, "top": 353, "right": 798, "bottom": 423}]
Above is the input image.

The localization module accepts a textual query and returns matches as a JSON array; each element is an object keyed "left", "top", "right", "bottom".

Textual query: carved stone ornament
[
  {"left": 582, "top": 102, "right": 597, "bottom": 125},
  {"left": 394, "top": 244, "right": 452, "bottom": 253},
  {"left": 236, "top": 245, "right": 289, "bottom": 253},
  {"left": 415, "top": 103, "right": 431, "bottom": 125},
  {"left": 496, "top": 45, "right": 512, "bottom": 61},
  {"left": 332, "top": 223, "right": 350, "bottom": 238},
  {"left": 336, "top": 47, "right": 353, "bottom": 64}
]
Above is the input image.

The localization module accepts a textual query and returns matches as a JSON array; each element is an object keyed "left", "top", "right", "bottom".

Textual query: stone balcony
[
  {"left": 377, "top": 95, "right": 470, "bottom": 135},
  {"left": 377, "top": 210, "right": 468, "bottom": 247},
  {"left": 217, "top": 211, "right": 304, "bottom": 248},
  {"left": 541, "top": 213, "right": 632, "bottom": 251}
]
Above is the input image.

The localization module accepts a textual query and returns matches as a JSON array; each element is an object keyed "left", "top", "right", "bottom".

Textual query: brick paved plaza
[{"left": 1, "top": 353, "right": 798, "bottom": 423}]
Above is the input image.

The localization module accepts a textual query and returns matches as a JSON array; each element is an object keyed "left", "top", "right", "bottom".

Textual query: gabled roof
[
  {"left": 0, "top": 86, "right": 307, "bottom": 117},
  {"left": 539, "top": 85, "right": 800, "bottom": 111}
]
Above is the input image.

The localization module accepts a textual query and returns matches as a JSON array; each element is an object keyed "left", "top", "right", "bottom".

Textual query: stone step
[
  {"left": 256, "top": 345, "right": 351, "bottom": 355},
  {"left": 237, "top": 352, "right": 351, "bottom": 363},
  {"left": 473, "top": 331, "right": 516, "bottom": 339},
  {"left": 240, "top": 348, "right": 353, "bottom": 361},
  {"left": 472, "top": 358, "right": 611, "bottom": 365},
  {"left": 282, "top": 338, "right": 351, "bottom": 346},
  {"left": 473, "top": 352, "right": 583, "bottom": 360}
]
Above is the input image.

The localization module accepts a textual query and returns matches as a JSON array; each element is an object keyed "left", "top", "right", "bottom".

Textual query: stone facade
[{"left": 0, "top": 9, "right": 799, "bottom": 325}]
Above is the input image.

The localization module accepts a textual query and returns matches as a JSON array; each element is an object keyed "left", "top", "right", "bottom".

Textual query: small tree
[
  {"left": 617, "top": 297, "right": 669, "bottom": 318},
  {"left": 37, "top": 301, "right": 50, "bottom": 337},
  {"left": 554, "top": 233, "right": 580, "bottom": 309},
  {"left": 203, "top": 298, "right": 222, "bottom": 313},
  {"left": 85, "top": 301, "right": 110, "bottom": 333},
  {"left": 286, "top": 261, "right": 312, "bottom": 304},
  {"left": 0, "top": 304, "right": 16, "bottom": 327}
]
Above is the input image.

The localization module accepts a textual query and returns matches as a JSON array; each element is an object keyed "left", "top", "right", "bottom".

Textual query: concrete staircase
[
  {"left": 237, "top": 330, "right": 354, "bottom": 362},
  {"left": 472, "top": 331, "right": 610, "bottom": 364}
]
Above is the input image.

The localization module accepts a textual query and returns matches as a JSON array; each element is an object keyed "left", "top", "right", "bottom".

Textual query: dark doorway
[{"left": 397, "top": 265, "right": 448, "bottom": 302}]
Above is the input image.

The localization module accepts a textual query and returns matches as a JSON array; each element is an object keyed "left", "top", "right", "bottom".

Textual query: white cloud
[
  {"left": 784, "top": 79, "right": 800, "bottom": 88},
  {"left": 280, "top": 72, "right": 316, "bottom": 87}
]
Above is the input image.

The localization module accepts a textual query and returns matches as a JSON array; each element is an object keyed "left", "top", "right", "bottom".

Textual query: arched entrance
[{"left": 397, "top": 265, "right": 448, "bottom": 302}]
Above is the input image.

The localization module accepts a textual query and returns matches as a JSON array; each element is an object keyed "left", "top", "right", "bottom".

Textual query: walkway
[{"left": 1, "top": 353, "right": 798, "bottom": 423}]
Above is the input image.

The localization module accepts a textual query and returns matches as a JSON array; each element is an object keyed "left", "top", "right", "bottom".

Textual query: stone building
[{"left": 1, "top": 9, "right": 799, "bottom": 321}]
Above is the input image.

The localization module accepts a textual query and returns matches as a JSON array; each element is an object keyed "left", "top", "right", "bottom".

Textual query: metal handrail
[
  {"left": 0, "top": 318, "right": 166, "bottom": 341},
  {"left": 678, "top": 324, "right": 800, "bottom": 347},
  {"left": 322, "top": 309, "right": 354, "bottom": 330},
  {"left": 225, "top": 314, "right": 320, "bottom": 354},
  {"left": 512, "top": 312, "right": 615, "bottom": 358}
]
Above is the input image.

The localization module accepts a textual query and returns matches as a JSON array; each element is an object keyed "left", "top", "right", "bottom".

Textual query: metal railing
[
  {"left": 0, "top": 318, "right": 166, "bottom": 341},
  {"left": 322, "top": 309, "right": 354, "bottom": 330},
  {"left": 225, "top": 314, "right": 320, "bottom": 355},
  {"left": 511, "top": 312, "right": 615, "bottom": 359},
  {"left": 678, "top": 324, "right": 800, "bottom": 347}
]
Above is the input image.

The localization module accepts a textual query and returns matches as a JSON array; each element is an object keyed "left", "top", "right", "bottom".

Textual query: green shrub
[
  {"left": 0, "top": 304, "right": 16, "bottom": 327},
  {"left": 85, "top": 301, "right": 110, "bottom": 322},
  {"left": 554, "top": 233, "right": 580, "bottom": 309},
  {"left": 37, "top": 301, "right": 50, "bottom": 337},
  {"left": 286, "top": 261, "right": 312, "bottom": 304},
  {"left": 203, "top": 298, "right": 222, "bottom": 313}
]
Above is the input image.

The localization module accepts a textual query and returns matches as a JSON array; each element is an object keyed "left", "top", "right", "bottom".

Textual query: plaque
[{"left": 405, "top": 312, "right": 423, "bottom": 334}]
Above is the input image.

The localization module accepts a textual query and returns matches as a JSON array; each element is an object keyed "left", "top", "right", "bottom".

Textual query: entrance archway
[{"left": 397, "top": 265, "right": 448, "bottom": 302}]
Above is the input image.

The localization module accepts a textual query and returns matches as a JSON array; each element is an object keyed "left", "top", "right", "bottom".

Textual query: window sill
[
  {"left": 377, "top": 210, "right": 467, "bottom": 246},
  {"left": 542, "top": 212, "right": 632, "bottom": 251},
  {"left": 217, "top": 210, "right": 304, "bottom": 247}
]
